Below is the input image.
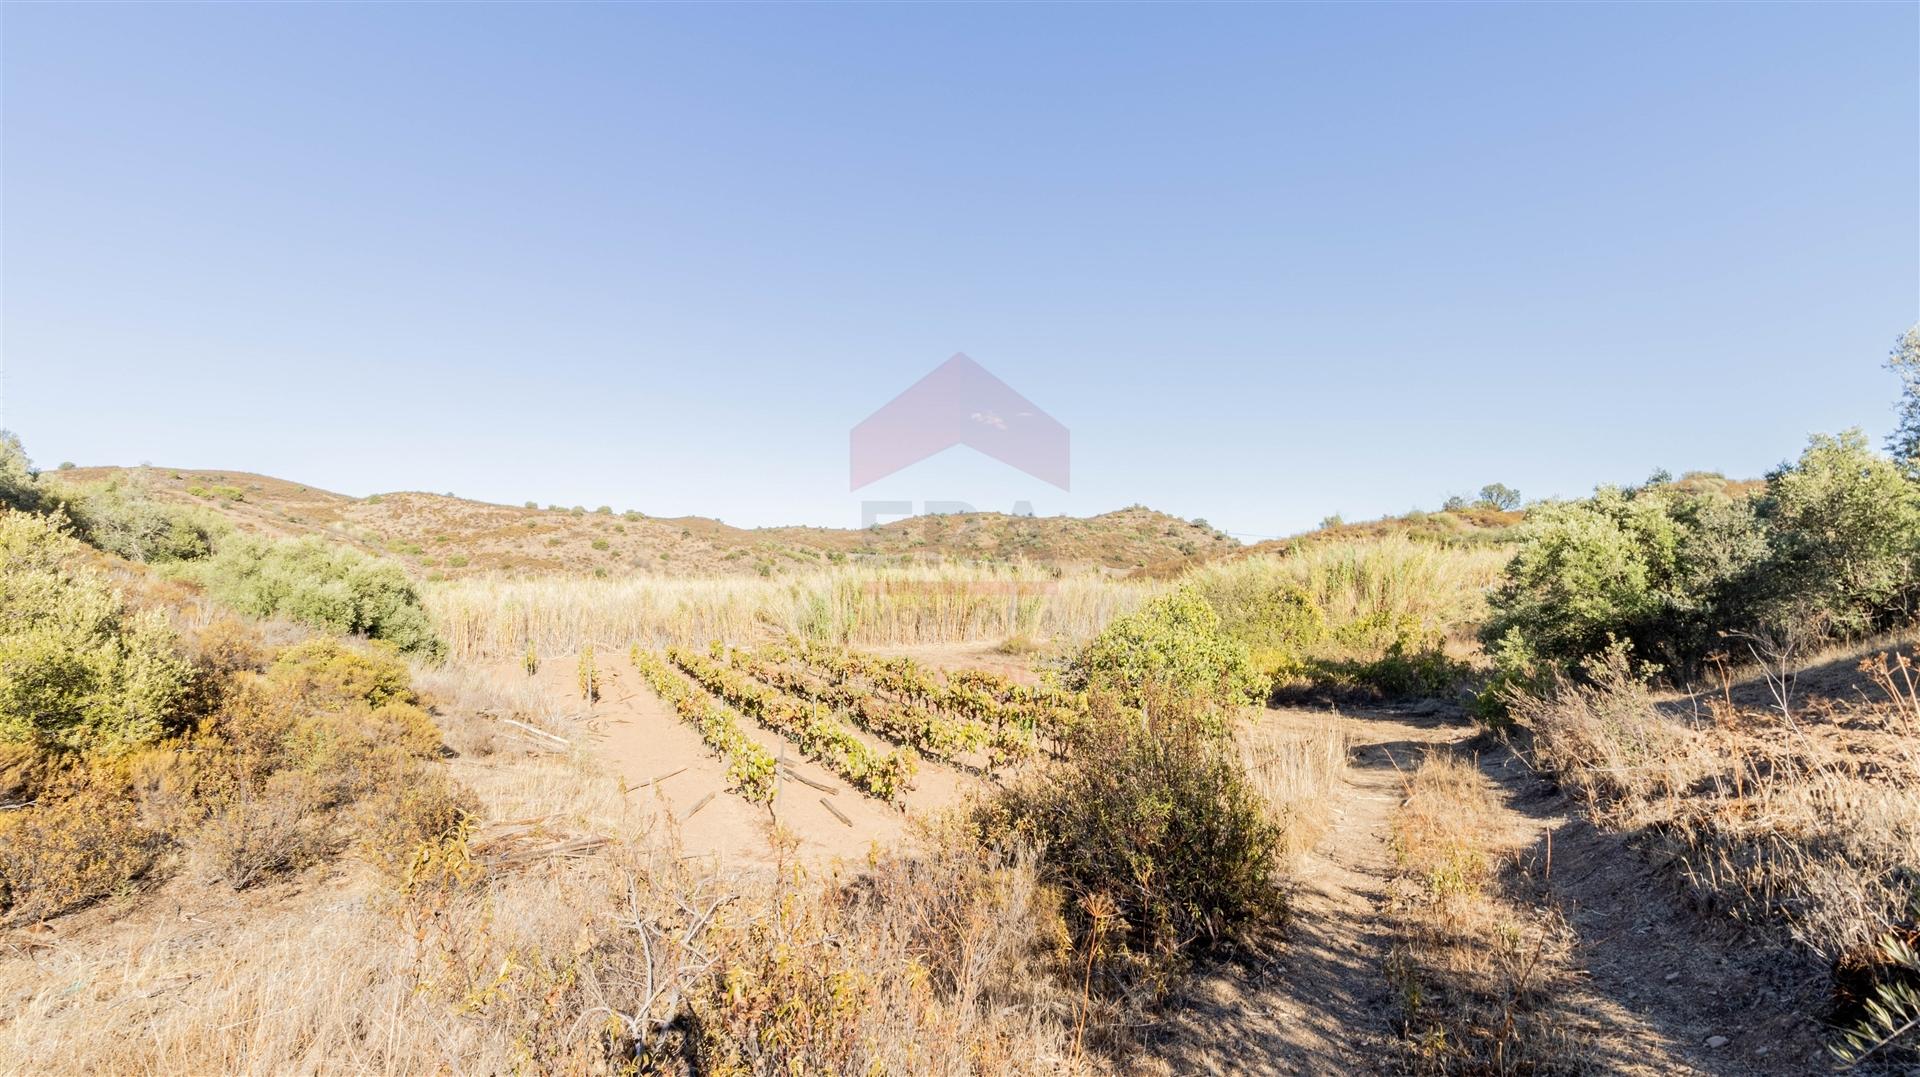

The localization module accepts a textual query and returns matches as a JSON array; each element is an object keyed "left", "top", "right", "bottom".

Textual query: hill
[{"left": 54, "top": 466, "right": 1239, "bottom": 579}]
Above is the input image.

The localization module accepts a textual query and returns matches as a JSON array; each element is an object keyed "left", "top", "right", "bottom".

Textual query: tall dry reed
[
  {"left": 1187, "top": 537, "right": 1510, "bottom": 645},
  {"left": 426, "top": 564, "right": 1162, "bottom": 662}
]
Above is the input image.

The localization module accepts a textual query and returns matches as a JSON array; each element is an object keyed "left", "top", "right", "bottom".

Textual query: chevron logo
[{"left": 849, "top": 354, "right": 1070, "bottom": 491}]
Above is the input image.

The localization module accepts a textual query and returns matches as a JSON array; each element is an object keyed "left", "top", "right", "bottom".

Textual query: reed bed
[
  {"left": 1188, "top": 537, "right": 1511, "bottom": 645},
  {"left": 426, "top": 564, "right": 1162, "bottom": 662}
]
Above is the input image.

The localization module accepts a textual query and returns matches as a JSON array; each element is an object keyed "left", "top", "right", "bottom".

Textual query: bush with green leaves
[
  {"left": 1486, "top": 426, "right": 1920, "bottom": 682},
  {"left": 182, "top": 536, "right": 444, "bottom": 657},
  {"left": 0, "top": 510, "right": 197, "bottom": 752},
  {"left": 1067, "top": 588, "right": 1262, "bottom": 723},
  {"left": 1482, "top": 480, "right": 1769, "bottom": 678},
  {"left": 1759, "top": 429, "right": 1920, "bottom": 634},
  {"left": 50, "top": 472, "right": 228, "bottom": 564}
]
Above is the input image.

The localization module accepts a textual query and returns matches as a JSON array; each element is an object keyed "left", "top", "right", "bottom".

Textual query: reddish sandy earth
[{"left": 516, "top": 649, "right": 988, "bottom": 869}]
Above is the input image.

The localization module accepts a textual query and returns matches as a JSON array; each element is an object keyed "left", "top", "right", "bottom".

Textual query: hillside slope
[{"left": 56, "top": 467, "right": 1238, "bottom": 579}]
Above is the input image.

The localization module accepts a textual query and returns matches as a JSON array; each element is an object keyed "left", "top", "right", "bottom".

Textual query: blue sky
[{"left": 3, "top": 3, "right": 1915, "bottom": 540}]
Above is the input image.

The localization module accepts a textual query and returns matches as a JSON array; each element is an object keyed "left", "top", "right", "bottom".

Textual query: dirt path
[
  {"left": 1481, "top": 751, "right": 1833, "bottom": 1076},
  {"left": 1143, "top": 706, "right": 1832, "bottom": 1075},
  {"left": 1142, "top": 705, "right": 1464, "bottom": 1074}
]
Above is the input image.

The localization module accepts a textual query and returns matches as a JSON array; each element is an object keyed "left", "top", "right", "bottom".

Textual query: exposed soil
[
  {"left": 528, "top": 649, "right": 981, "bottom": 868},
  {"left": 1143, "top": 705, "right": 1833, "bottom": 1075}
]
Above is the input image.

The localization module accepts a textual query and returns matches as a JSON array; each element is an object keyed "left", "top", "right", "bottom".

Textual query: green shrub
[
  {"left": 1068, "top": 589, "right": 1261, "bottom": 724},
  {"left": 182, "top": 537, "right": 443, "bottom": 657},
  {"left": 1760, "top": 429, "right": 1920, "bottom": 634},
  {"left": 0, "top": 511, "right": 197, "bottom": 752},
  {"left": 1309, "top": 640, "right": 1468, "bottom": 699},
  {"left": 51, "top": 472, "right": 227, "bottom": 563},
  {"left": 268, "top": 638, "right": 418, "bottom": 710},
  {"left": 1487, "top": 429, "right": 1920, "bottom": 680},
  {"left": 1482, "top": 481, "right": 1768, "bottom": 678}
]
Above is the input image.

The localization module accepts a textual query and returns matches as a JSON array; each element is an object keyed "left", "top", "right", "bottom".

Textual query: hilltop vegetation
[{"left": 51, "top": 465, "right": 1238, "bottom": 578}]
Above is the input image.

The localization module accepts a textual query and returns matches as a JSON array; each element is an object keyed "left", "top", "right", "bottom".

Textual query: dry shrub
[
  {"left": 1518, "top": 647, "right": 1920, "bottom": 962},
  {"left": 358, "top": 769, "right": 477, "bottom": 888},
  {"left": 194, "top": 770, "right": 333, "bottom": 889},
  {"left": 983, "top": 693, "right": 1285, "bottom": 995},
  {"left": 1386, "top": 753, "right": 1582, "bottom": 1074},
  {"left": 0, "top": 769, "right": 161, "bottom": 921},
  {"left": 0, "top": 830, "right": 1086, "bottom": 1076},
  {"left": 0, "top": 740, "right": 55, "bottom": 804},
  {"left": 1518, "top": 656, "right": 1716, "bottom": 807},
  {"left": 4, "top": 629, "right": 467, "bottom": 902},
  {"left": 689, "top": 834, "right": 1081, "bottom": 1074}
]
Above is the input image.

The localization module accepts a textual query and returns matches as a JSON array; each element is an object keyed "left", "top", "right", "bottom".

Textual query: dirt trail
[
  {"left": 1142, "top": 706, "right": 1459, "bottom": 1074},
  {"left": 1144, "top": 706, "right": 1830, "bottom": 1076}
]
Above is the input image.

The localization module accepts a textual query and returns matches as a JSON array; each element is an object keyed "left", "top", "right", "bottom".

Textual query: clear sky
[{"left": 3, "top": 3, "right": 1915, "bottom": 540}]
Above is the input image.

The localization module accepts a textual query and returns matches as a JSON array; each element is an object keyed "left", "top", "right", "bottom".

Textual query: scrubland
[{"left": 6, "top": 328, "right": 1920, "bottom": 1073}]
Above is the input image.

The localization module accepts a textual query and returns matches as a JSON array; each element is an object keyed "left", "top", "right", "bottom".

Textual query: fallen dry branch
[
  {"left": 781, "top": 767, "right": 837, "bottom": 794},
  {"left": 627, "top": 767, "right": 688, "bottom": 793},
  {"left": 683, "top": 791, "right": 717, "bottom": 821}
]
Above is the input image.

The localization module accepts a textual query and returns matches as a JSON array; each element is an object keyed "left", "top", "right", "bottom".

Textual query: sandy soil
[{"left": 524, "top": 650, "right": 982, "bottom": 869}]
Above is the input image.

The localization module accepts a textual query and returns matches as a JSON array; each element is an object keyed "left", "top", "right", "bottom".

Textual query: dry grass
[
  {"left": 1238, "top": 708, "right": 1351, "bottom": 864},
  {"left": 1385, "top": 752, "right": 1583, "bottom": 1075},
  {"left": 426, "top": 564, "right": 1162, "bottom": 662},
  {"left": 0, "top": 656, "right": 1090, "bottom": 1076},
  {"left": 1518, "top": 648, "right": 1920, "bottom": 963}
]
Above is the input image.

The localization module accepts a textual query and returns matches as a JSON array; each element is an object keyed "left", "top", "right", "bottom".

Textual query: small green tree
[
  {"left": 1476, "top": 483, "right": 1522, "bottom": 511},
  {"left": 0, "top": 431, "right": 43, "bottom": 514},
  {"left": 1886, "top": 324, "right": 1920, "bottom": 475},
  {"left": 1761, "top": 429, "right": 1920, "bottom": 633}
]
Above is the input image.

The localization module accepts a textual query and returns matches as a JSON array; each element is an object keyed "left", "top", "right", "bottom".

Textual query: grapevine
[
  {"left": 632, "top": 647, "right": 777, "bottom": 804},
  {"left": 667, "top": 646, "right": 915, "bottom": 801},
  {"left": 724, "top": 643, "right": 991, "bottom": 765}
]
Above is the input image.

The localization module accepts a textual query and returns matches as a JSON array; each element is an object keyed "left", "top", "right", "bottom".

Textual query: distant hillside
[
  {"left": 1231, "top": 471, "right": 1766, "bottom": 563},
  {"left": 55, "top": 467, "right": 1239, "bottom": 579}
]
